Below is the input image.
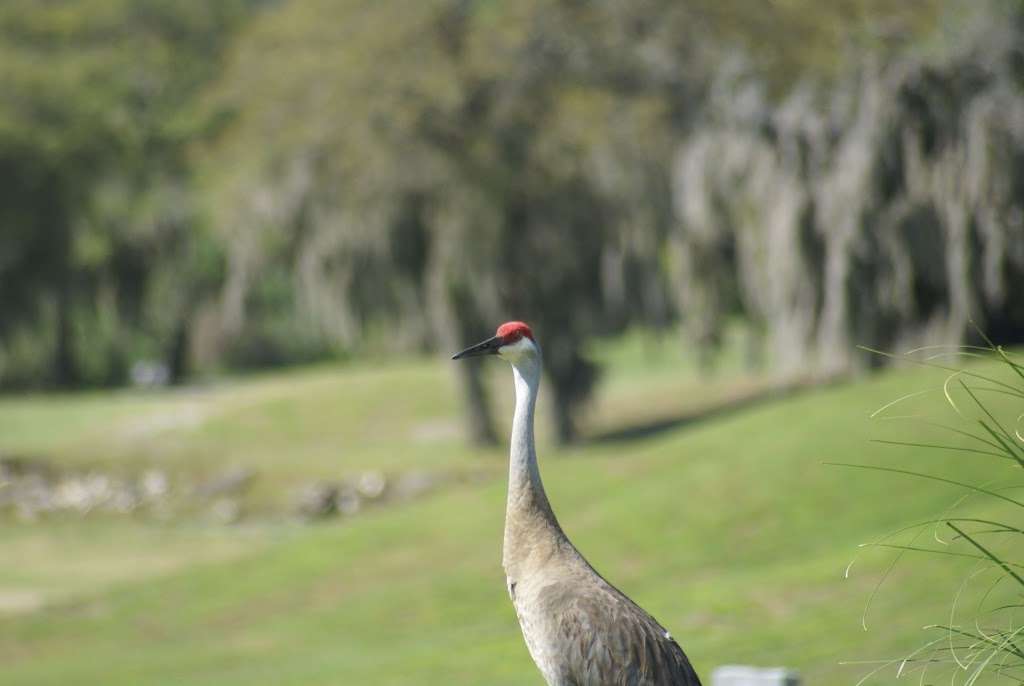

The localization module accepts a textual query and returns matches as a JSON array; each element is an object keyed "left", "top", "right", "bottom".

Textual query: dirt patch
[
  {"left": 0, "top": 454, "right": 466, "bottom": 527},
  {"left": 0, "top": 589, "right": 45, "bottom": 615}
]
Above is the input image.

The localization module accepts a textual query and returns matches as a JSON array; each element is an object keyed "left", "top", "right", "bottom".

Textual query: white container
[{"left": 711, "top": 665, "right": 801, "bottom": 686}]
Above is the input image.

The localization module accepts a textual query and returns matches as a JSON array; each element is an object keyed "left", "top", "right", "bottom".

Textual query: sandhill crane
[{"left": 453, "top": 321, "right": 702, "bottom": 685}]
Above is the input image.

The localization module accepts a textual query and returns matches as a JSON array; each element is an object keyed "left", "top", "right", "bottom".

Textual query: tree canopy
[{"left": 1, "top": 0, "right": 1021, "bottom": 445}]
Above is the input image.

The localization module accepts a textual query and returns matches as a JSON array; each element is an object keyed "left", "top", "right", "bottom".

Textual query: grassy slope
[{"left": 0, "top": 346, "right": 1019, "bottom": 685}]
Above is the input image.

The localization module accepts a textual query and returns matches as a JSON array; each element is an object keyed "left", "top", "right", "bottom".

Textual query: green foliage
[
  {"left": 199, "top": 0, "right": 697, "bottom": 440},
  {"left": 1, "top": 0, "right": 1019, "bottom": 450},
  {"left": 0, "top": 0, "right": 252, "bottom": 387},
  {"left": 837, "top": 339, "right": 1024, "bottom": 683},
  {"left": 196, "top": 0, "right": 989, "bottom": 441},
  {"left": 222, "top": 266, "right": 345, "bottom": 369}
]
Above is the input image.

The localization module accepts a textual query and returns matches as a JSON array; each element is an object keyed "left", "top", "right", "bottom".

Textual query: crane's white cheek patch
[{"left": 498, "top": 337, "right": 535, "bottom": 360}]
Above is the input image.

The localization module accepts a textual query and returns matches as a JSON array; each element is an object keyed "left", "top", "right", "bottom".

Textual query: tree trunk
[
  {"left": 54, "top": 277, "right": 78, "bottom": 388},
  {"left": 457, "top": 359, "right": 499, "bottom": 446},
  {"left": 167, "top": 315, "right": 191, "bottom": 385},
  {"left": 550, "top": 391, "right": 577, "bottom": 445}
]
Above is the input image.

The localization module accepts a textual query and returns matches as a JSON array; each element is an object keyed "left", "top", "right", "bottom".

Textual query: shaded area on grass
[{"left": 589, "top": 376, "right": 831, "bottom": 445}]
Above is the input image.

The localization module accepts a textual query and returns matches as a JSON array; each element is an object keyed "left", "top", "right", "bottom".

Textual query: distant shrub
[{"left": 220, "top": 268, "right": 345, "bottom": 370}]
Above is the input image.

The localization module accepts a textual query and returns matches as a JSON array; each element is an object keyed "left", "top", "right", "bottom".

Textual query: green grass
[{"left": 0, "top": 346, "right": 1020, "bottom": 684}]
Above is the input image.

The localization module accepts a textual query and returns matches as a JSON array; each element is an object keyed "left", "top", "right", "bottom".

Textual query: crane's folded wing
[{"left": 549, "top": 585, "right": 702, "bottom": 686}]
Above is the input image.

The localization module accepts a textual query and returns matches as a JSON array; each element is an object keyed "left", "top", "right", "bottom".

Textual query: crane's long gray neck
[
  {"left": 503, "top": 352, "right": 565, "bottom": 577},
  {"left": 509, "top": 358, "right": 543, "bottom": 496}
]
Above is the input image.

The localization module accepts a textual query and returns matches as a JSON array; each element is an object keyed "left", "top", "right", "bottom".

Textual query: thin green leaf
[
  {"left": 869, "top": 389, "right": 935, "bottom": 418},
  {"left": 973, "top": 323, "right": 1024, "bottom": 385},
  {"left": 825, "top": 463, "right": 1024, "bottom": 509},
  {"left": 948, "top": 523, "right": 1024, "bottom": 590},
  {"left": 977, "top": 419, "right": 1024, "bottom": 468},
  {"left": 870, "top": 438, "right": 1011, "bottom": 460},
  {"left": 859, "top": 345, "right": 1024, "bottom": 396},
  {"left": 860, "top": 543, "right": 1024, "bottom": 570},
  {"left": 961, "top": 380, "right": 1024, "bottom": 463},
  {"left": 927, "top": 626, "right": 1024, "bottom": 661},
  {"left": 904, "top": 344, "right": 997, "bottom": 355}
]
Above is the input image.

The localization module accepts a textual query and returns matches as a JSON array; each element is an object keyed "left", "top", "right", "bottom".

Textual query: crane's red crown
[{"left": 497, "top": 321, "right": 534, "bottom": 343}]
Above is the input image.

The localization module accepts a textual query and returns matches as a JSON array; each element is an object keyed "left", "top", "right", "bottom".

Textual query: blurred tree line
[
  {"left": 0, "top": 0, "right": 258, "bottom": 388},
  {"left": 1, "top": 0, "right": 1022, "bottom": 444}
]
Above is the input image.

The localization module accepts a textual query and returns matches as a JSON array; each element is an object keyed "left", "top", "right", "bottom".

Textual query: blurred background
[{"left": 1, "top": 1, "right": 1024, "bottom": 684}]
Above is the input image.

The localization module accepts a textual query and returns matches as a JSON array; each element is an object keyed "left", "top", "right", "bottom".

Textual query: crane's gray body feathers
[
  {"left": 508, "top": 543, "right": 701, "bottom": 685},
  {"left": 499, "top": 338, "right": 701, "bottom": 685}
]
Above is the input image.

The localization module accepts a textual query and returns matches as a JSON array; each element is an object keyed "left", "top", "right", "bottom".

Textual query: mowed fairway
[{"left": 0, "top": 344, "right": 1020, "bottom": 685}]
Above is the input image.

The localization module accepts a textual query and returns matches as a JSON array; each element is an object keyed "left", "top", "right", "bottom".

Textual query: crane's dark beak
[{"left": 452, "top": 335, "right": 503, "bottom": 360}]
